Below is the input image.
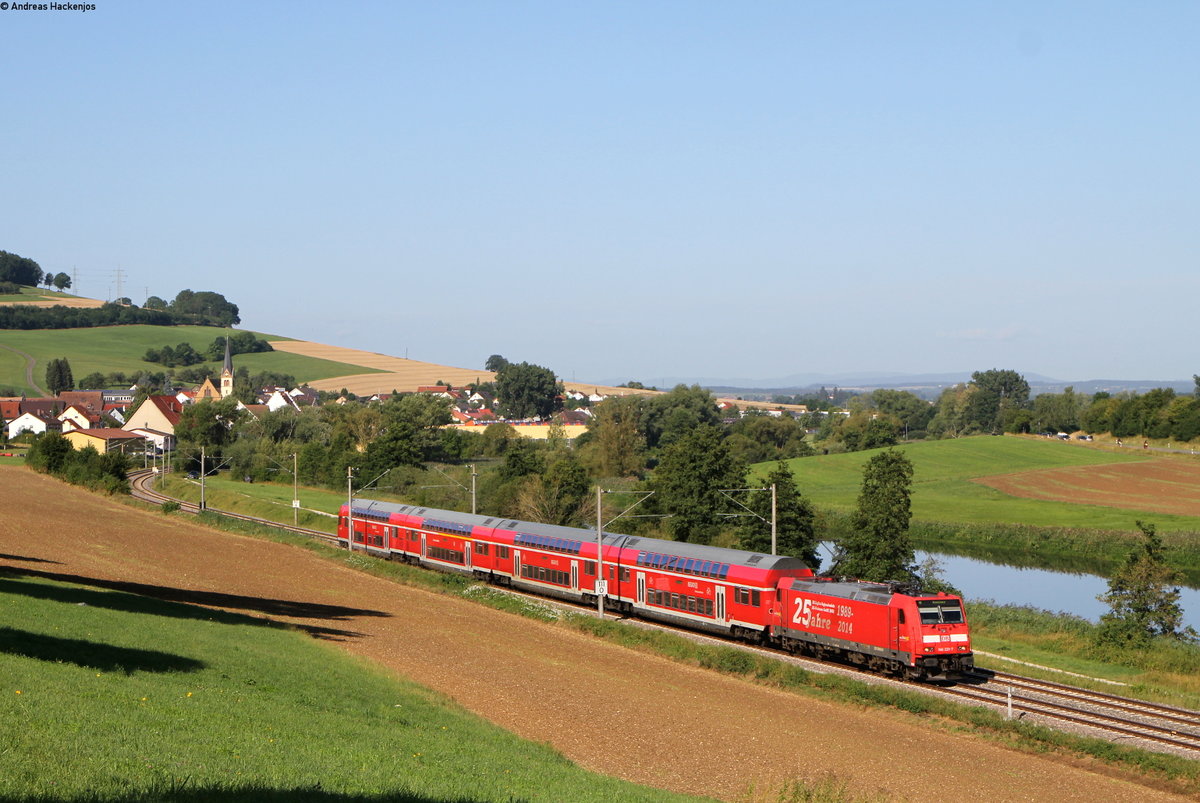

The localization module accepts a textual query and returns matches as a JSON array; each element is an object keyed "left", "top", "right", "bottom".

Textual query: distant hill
[{"left": 646, "top": 372, "right": 1197, "bottom": 401}]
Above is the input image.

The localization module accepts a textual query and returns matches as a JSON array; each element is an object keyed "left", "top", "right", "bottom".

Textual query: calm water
[
  {"left": 919, "top": 551, "right": 1200, "bottom": 631},
  {"left": 813, "top": 546, "right": 1200, "bottom": 631}
]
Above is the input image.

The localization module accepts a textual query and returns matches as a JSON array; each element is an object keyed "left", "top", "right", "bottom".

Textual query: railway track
[
  {"left": 941, "top": 670, "right": 1200, "bottom": 754},
  {"left": 128, "top": 470, "right": 340, "bottom": 546},
  {"left": 128, "top": 469, "right": 1200, "bottom": 757}
]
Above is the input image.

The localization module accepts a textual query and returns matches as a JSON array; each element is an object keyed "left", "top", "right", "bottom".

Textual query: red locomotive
[{"left": 338, "top": 499, "right": 973, "bottom": 680}]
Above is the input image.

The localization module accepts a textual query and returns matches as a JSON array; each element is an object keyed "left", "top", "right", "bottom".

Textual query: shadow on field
[
  {"left": 0, "top": 568, "right": 389, "bottom": 624},
  {"left": 0, "top": 627, "right": 206, "bottom": 674},
  {"left": 0, "top": 552, "right": 63, "bottom": 564},
  {"left": 9, "top": 789, "right": 504, "bottom": 803}
]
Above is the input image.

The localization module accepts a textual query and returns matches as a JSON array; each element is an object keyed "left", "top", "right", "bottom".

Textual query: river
[
  {"left": 918, "top": 551, "right": 1200, "bottom": 631},
  {"left": 813, "top": 547, "right": 1200, "bottom": 631}
]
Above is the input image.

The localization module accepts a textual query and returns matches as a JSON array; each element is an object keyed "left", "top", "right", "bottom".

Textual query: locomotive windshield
[{"left": 917, "top": 600, "right": 964, "bottom": 625}]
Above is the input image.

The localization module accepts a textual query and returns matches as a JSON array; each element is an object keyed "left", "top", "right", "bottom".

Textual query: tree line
[
  {"left": 0, "top": 289, "right": 240, "bottom": 330},
  {"left": 144, "top": 332, "right": 272, "bottom": 368}
]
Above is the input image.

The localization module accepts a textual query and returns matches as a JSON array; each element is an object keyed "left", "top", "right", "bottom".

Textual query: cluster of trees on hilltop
[
  {"left": 0, "top": 290, "right": 240, "bottom": 330},
  {"left": 144, "top": 331, "right": 272, "bottom": 368},
  {"left": 0, "top": 250, "right": 45, "bottom": 286}
]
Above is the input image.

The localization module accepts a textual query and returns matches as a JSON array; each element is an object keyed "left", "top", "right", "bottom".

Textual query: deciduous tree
[
  {"left": 964, "top": 369, "right": 1030, "bottom": 434},
  {"left": 495, "top": 361, "right": 561, "bottom": 420},
  {"left": 651, "top": 424, "right": 746, "bottom": 544},
  {"left": 833, "top": 449, "right": 916, "bottom": 582},
  {"left": 1096, "top": 521, "right": 1196, "bottom": 648}
]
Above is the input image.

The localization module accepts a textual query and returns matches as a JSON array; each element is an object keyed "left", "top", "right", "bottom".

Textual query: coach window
[
  {"left": 584, "top": 561, "right": 595, "bottom": 576},
  {"left": 620, "top": 567, "right": 630, "bottom": 582},
  {"left": 474, "top": 542, "right": 489, "bottom": 555}
]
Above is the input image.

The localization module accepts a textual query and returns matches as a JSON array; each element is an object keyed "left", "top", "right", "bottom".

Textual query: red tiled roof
[{"left": 147, "top": 395, "right": 184, "bottom": 425}]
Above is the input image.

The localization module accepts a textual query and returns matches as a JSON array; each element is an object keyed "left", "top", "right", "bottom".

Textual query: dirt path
[
  {"left": 0, "top": 343, "right": 47, "bottom": 395},
  {"left": 0, "top": 467, "right": 1188, "bottom": 801}
]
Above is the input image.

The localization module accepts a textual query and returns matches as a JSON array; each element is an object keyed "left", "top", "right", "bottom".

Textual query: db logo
[{"left": 0, "top": 3, "right": 9, "bottom": 10}]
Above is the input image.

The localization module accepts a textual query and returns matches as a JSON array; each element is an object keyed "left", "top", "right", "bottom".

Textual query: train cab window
[
  {"left": 897, "top": 610, "right": 906, "bottom": 625},
  {"left": 917, "top": 601, "right": 964, "bottom": 624}
]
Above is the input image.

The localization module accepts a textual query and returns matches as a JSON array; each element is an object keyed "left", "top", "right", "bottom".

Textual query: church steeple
[{"left": 219, "top": 334, "right": 234, "bottom": 399}]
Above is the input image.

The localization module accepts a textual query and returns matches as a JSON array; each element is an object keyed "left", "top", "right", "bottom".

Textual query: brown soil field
[
  {"left": 0, "top": 467, "right": 1188, "bottom": 801},
  {"left": 974, "top": 458, "right": 1200, "bottom": 517},
  {"left": 272, "top": 339, "right": 807, "bottom": 413}
]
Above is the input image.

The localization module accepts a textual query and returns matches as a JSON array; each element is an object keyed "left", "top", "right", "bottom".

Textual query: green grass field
[
  {"left": 0, "top": 573, "right": 702, "bottom": 802},
  {"left": 0, "top": 326, "right": 380, "bottom": 394},
  {"left": 0, "top": 287, "right": 71, "bottom": 303},
  {"left": 757, "top": 436, "right": 1200, "bottom": 532}
]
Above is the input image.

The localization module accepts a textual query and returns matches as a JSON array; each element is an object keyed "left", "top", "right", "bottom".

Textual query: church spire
[{"left": 219, "top": 333, "right": 234, "bottom": 399}]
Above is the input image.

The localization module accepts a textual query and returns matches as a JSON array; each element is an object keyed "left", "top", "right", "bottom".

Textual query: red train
[{"left": 338, "top": 499, "right": 973, "bottom": 680}]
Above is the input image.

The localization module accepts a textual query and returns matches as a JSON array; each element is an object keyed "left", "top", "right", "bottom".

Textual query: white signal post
[
  {"left": 346, "top": 466, "right": 355, "bottom": 551},
  {"left": 595, "top": 486, "right": 604, "bottom": 618},
  {"left": 593, "top": 487, "right": 657, "bottom": 618}
]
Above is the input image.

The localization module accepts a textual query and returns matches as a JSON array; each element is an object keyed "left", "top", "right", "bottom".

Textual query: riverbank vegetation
[{"left": 967, "top": 601, "right": 1200, "bottom": 709}]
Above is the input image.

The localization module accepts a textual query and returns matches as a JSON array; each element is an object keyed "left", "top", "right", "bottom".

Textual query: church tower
[{"left": 219, "top": 335, "right": 234, "bottom": 399}]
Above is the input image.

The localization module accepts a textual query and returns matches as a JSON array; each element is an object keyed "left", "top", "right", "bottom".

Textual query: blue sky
[{"left": 4, "top": 2, "right": 1197, "bottom": 385}]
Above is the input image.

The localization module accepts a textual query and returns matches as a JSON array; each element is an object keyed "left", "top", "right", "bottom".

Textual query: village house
[
  {"left": 57, "top": 404, "right": 102, "bottom": 432},
  {"left": 5, "top": 410, "right": 59, "bottom": 439},
  {"left": 122, "top": 395, "right": 185, "bottom": 438}
]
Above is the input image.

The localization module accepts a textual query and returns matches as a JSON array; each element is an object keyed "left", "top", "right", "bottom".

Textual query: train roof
[
  {"left": 788, "top": 577, "right": 962, "bottom": 604},
  {"left": 348, "top": 499, "right": 812, "bottom": 574}
]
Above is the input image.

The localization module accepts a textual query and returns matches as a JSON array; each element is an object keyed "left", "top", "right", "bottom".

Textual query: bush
[{"left": 24, "top": 433, "right": 130, "bottom": 494}]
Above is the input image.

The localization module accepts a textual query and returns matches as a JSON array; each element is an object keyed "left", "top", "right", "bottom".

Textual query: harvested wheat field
[
  {"left": 0, "top": 467, "right": 1187, "bottom": 801},
  {"left": 0, "top": 294, "right": 105, "bottom": 308},
  {"left": 272, "top": 338, "right": 804, "bottom": 412},
  {"left": 974, "top": 458, "right": 1200, "bottom": 517}
]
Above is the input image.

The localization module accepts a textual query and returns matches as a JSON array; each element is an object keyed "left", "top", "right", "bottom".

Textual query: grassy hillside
[
  {"left": 0, "top": 286, "right": 64, "bottom": 303},
  {"left": 758, "top": 436, "right": 1200, "bottom": 532},
  {"left": 0, "top": 325, "right": 381, "bottom": 393},
  {"left": 0, "top": 572, "right": 698, "bottom": 802}
]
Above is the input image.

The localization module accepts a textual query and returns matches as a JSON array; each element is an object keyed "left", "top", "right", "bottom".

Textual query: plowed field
[
  {"left": 973, "top": 458, "right": 1200, "bottom": 517},
  {"left": 0, "top": 467, "right": 1186, "bottom": 801}
]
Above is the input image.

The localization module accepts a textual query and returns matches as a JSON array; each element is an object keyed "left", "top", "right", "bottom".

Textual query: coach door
[
  {"left": 889, "top": 608, "right": 903, "bottom": 653},
  {"left": 636, "top": 572, "right": 646, "bottom": 605},
  {"left": 571, "top": 561, "right": 578, "bottom": 591},
  {"left": 514, "top": 550, "right": 521, "bottom": 581},
  {"left": 464, "top": 541, "right": 472, "bottom": 570},
  {"left": 420, "top": 533, "right": 427, "bottom": 561},
  {"left": 716, "top": 586, "right": 727, "bottom": 622}
]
